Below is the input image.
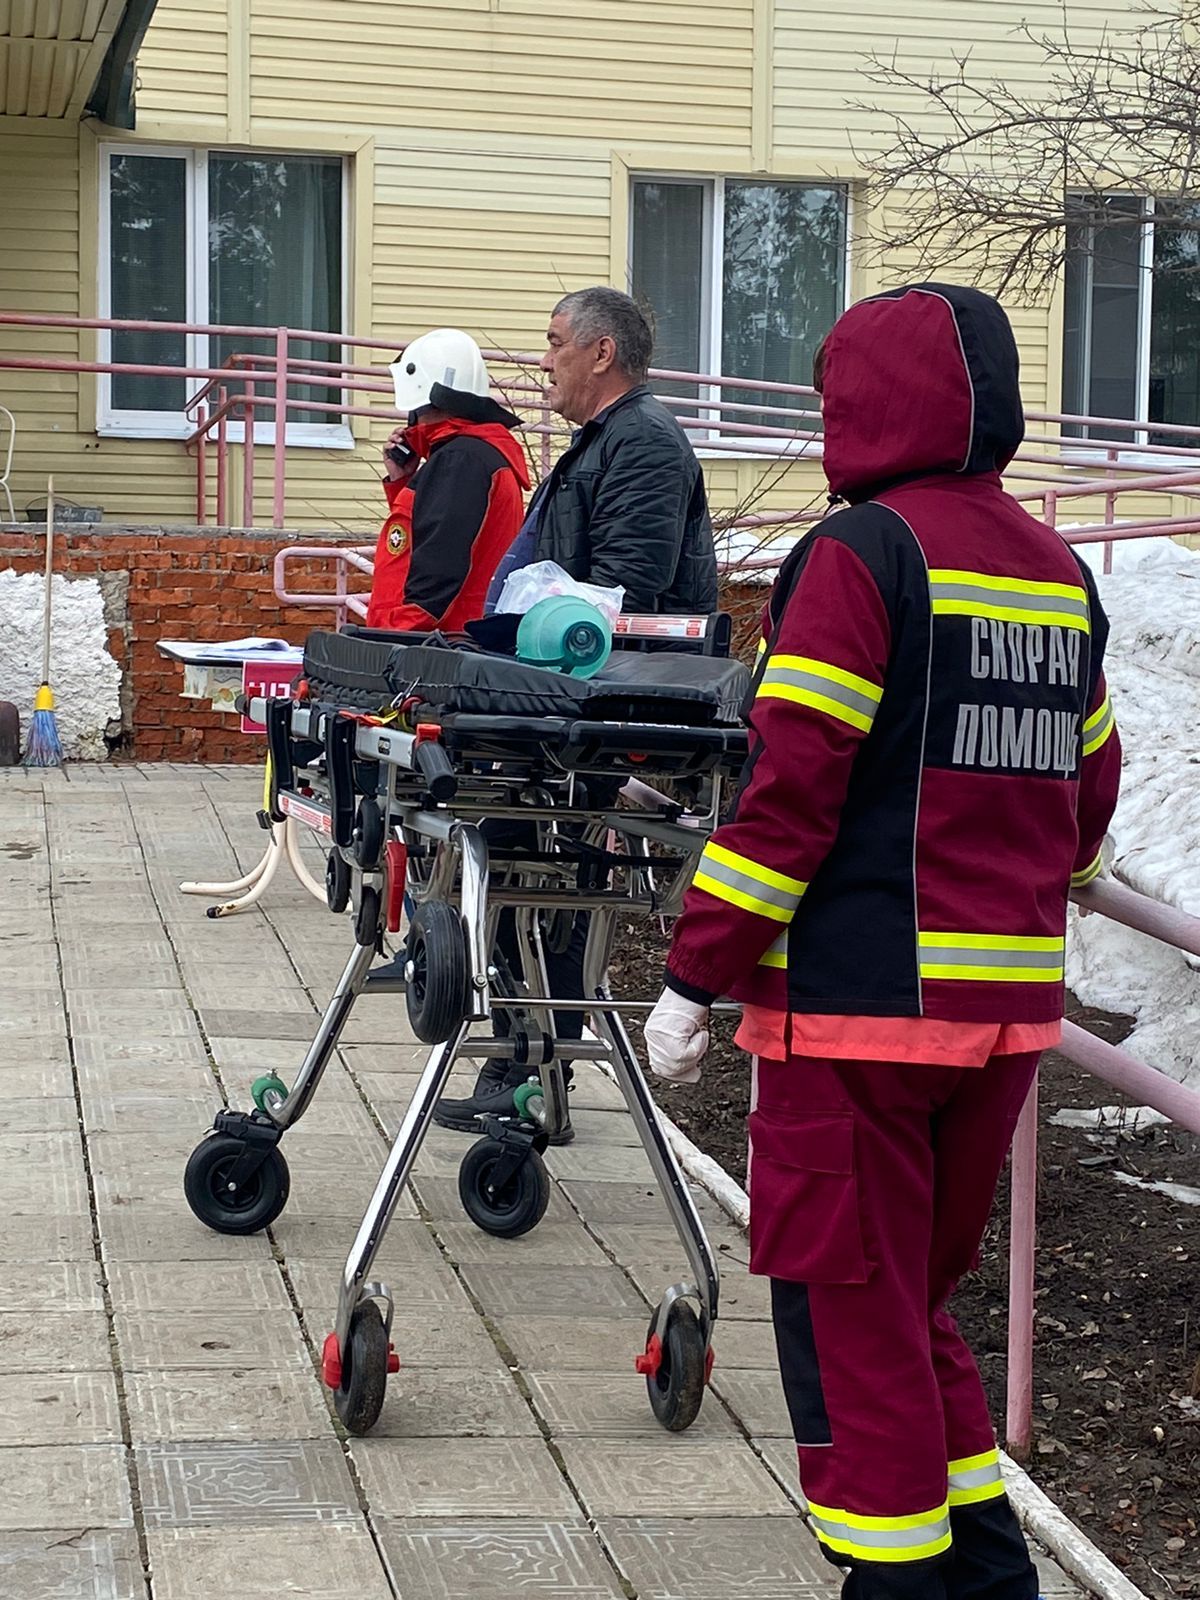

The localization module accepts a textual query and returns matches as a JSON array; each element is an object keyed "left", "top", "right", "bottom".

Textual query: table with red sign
[{"left": 157, "top": 639, "right": 325, "bottom": 917}]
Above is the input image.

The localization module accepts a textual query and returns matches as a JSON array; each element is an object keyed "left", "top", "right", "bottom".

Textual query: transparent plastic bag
[{"left": 495, "top": 559, "right": 624, "bottom": 626}]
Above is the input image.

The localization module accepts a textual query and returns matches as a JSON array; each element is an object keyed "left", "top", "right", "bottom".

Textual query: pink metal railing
[{"left": 1005, "top": 881, "right": 1200, "bottom": 1458}]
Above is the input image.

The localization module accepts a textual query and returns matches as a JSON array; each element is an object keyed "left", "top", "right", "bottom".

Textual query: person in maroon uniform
[
  {"left": 366, "top": 328, "right": 530, "bottom": 633},
  {"left": 644, "top": 284, "right": 1121, "bottom": 1599}
]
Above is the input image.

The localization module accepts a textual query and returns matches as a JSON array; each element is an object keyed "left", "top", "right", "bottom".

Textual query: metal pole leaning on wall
[{"left": 273, "top": 327, "right": 289, "bottom": 528}]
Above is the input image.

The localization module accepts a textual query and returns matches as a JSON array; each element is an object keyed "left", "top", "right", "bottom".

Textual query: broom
[{"left": 23, "top": 475, "right": 63, "bottom": 767}]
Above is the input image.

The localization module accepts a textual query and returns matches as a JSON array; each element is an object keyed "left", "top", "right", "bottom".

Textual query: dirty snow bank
[{"left": 1065, "top": 538, "right": 1200, "bottom": 1090}]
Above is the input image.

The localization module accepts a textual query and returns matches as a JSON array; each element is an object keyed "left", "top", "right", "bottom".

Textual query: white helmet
[{"left": 390, "top": 328, "right": 492, "bottom": 417}]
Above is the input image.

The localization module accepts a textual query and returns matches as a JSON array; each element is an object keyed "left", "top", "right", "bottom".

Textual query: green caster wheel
[
  {"left": 250, "top": 1073, "right": 289, "bottom": 1113},
  {"left": 512, "top": 1080, "right": 543, "bottom": 1122}
]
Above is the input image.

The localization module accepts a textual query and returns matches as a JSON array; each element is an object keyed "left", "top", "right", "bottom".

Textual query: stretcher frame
[{"left": 182, "top": 675, "right": 748, "bottom": 1434}]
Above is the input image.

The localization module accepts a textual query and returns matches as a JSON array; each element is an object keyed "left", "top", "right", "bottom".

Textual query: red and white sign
[
  {"left": 614, "top": 614, "right": 706, "bottom": 640},
  {"left": 240, "top": 658, "right": 300, "bottom": 734}
]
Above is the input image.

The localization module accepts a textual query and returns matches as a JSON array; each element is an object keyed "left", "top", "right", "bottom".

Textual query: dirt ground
[{"left": 611, "top": 923, "right": 1200, "bottom": 1599}]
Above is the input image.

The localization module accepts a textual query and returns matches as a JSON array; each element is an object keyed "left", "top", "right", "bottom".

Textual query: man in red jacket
[
  {"left": 645, "top": 284, "right": 1121, "bottom": 1599},
  {"left": 366, "top": 329, "right": 530, "bottom": 632}
]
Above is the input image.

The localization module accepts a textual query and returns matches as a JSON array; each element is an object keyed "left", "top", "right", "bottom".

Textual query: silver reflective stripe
[
  {"left": 695, "top": 855, "right": 803, "bottom": 917},
  {"left": 918, "top": 943, "right": 1063, "bottom": 970},
  {"left": 809, "top": 1509, "right": 952, "bottom": 1553},
  {"left": 949, "top": 1462, "right": 1002, "bottom": 1493},
  {"left": 1082, "top": 696, "right": 1114, "bottom": 755},
  {"left": 759, "top": 663, "right": 880, "bottom": 723},
  {"left": 931, "top": 579, "right": 1089, "bottom": 626},
  {"left": 758, "top": 927, "right": 788, "bottom": 967}
]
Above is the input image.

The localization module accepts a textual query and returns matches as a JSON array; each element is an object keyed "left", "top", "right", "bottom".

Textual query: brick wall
[{"left": 0, "top": 524, "right": 369, "bottom": 762}]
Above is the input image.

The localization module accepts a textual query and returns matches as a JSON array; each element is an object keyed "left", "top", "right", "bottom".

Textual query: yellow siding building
[{"left": 0, "top": 0, "right": 1187, "bottom": 534}]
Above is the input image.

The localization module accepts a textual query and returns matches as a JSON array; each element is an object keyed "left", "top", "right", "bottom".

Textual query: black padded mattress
[{"left": 302, "top": 630, "right": 749, "bottom": 728}]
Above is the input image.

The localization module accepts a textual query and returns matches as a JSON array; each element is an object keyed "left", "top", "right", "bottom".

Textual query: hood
[
  {"left": 404, "top": 414, "right": 532, "bottom": 489},
  {"left": 820, "top": 283, "right": 1025, "bottom": 503}
]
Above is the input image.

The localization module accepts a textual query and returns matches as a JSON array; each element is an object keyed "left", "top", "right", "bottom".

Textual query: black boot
[{"left": 432, "top": 1063, "right": 575, "bottom": 1145}]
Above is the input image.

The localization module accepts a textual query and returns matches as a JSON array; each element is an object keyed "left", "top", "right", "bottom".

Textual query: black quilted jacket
[{"left": 534, "top": 385, "right": 717, "bottom": 615}]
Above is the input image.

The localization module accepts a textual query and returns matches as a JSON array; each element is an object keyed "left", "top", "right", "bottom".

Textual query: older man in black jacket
[
  {"left": 436, "top": 288, "right": 718, "bottom": 1142},
  {"left": 486, "top": 287, "right": 717, "bottom": 615}
]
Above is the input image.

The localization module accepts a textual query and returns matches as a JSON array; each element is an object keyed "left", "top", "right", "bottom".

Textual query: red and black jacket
[
  {"left": 665, "top": 284, "right": 1121, "bottom": 1024},
  {"left": 366, "top": 414, "right": 530, "bottom": 633}
]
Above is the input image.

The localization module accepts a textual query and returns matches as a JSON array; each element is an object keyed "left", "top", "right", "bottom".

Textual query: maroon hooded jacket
[{"left": 665, "top": 284, "right": 1121, "bottom": 1025}]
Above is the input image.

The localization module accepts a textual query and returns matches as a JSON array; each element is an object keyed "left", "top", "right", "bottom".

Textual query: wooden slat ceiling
[{"left": 0, "top": 0, "right": 128, "bottom": 118}]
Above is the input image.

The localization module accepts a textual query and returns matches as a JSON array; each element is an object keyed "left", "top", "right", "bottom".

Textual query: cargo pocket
[{"left": 748, "top": 1108, "right": 869, "bottom": 1284}]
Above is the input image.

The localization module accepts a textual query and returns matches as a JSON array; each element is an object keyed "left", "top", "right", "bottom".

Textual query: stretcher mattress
[{"left": 302, "top": 630, "right": 750, "bottom": 728}]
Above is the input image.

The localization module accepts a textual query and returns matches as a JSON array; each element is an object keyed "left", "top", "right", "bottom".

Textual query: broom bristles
[{"left": 23, "top": 700, "right": 63, "bottom": 768}]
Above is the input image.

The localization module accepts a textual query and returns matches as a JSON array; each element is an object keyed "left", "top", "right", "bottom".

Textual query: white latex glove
[{"left": 644, "top": 988, "right": 711, "bottom": 1084}]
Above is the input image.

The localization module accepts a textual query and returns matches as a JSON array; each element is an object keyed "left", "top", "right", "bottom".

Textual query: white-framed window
[
  {"left": 99, "top": 144, "right": 350, "bottom": 446},
  {"left": 629, "top": 175, "right": 848, "bottom": 446},
  {"left": 1062, "top": 193, "right": 1200, "bottom": 446}
]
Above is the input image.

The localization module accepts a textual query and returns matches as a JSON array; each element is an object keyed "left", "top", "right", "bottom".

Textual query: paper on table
[{"left": 157, "top": 637, "right": 304, "bottom": 664}]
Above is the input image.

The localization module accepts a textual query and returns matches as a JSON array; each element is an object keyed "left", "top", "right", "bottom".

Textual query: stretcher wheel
[
  {"left": 458, "top": 1136, "right": 550, "bottom": 1238},
  {"left": 641, "top": 1300, "right": 706, "bottom": 1432},
  {"left": 405, "top": 900, "right": 469, "bottom": 1044},
  {"left": 355, "top": 884, "right": 383, "bottom": 948},
  {"left": 250, "top": 1074, "right": 289, "bottom": 1113},
  {"left": 326, "top": 850, "right": 351, "bottom": 913},
  {"left": 333, "top": 1300, "right": 390, "bottom": 1435},
  {"left": 354, "top": 797, "right": 385, "bottom": 869},
  {"left": 183, "top": 1133, "right": 290, "bottom": 1235}
]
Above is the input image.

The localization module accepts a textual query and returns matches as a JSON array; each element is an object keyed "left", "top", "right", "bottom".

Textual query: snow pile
[
  {"left": 0, "top": 569, "right": 122, "bottom": 760},
  {"left": 1065, "top": 537, "right": 1200, "bottom": 1090}
]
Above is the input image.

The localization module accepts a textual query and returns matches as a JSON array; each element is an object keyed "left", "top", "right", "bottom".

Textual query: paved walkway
[{"left": 0, "top": 764, "right": 1087, "bottom": 1599}]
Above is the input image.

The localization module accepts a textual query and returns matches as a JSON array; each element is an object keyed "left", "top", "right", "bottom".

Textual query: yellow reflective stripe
[
  {"left": 928, "top": 568, "right": 1090, "bottom": 632},
  {"left": 1071, "top": 849, "right": 1104, "bottom": 889},
  {"left": 756, "top": 636, "right": 767, "bottom": 659},
  {"left": 758, "top": 927, "right": 788, "bottom": 967},
  {"left": 1082, "top": 693, "right": 1114, "bottom": 756},
  {"left": 948, "top": 1448, "right": 1006, "bottom": 1507},
  {"left": 702, "top": 842, "right": 807, "bottom": 897},
  {"left": 919, "top": 932, "right": 1065, "bottom": 983},
  {"left": 757, "top": 652, "right": 883, "bottom": 734},
  {"left": 807, "top": 1498, "right": 952, "bottom": 1563},
  {"left": 693, "top": 842, "right": 807, "bottom": 924}
]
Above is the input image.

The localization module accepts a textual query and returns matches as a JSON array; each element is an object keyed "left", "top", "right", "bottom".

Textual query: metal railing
[
  {"left": 4, "top": 312, "right": 1200, "bottom": 548},
  {"left": 1007, "top": 881, "right": 1200, "bottom": 1458}
]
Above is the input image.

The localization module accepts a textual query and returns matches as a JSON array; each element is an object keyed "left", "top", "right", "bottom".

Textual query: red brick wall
[{"left": 0, "top": 525, "right": 370, "bottom": 762}]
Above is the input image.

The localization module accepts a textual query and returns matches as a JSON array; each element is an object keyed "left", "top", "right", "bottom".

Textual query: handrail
[{"left": 1005, "top": 879, "right": 1200, "bottom": 1458}]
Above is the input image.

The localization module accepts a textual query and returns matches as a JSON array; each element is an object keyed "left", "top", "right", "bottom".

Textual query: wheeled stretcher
[{"left": 182, "top": 618, "right": 750, "bottom": 1435}]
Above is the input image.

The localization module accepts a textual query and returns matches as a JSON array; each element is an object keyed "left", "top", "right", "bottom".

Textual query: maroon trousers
[{"left": 749, "top": 1050, "right": 1041, "bottom": 1598}]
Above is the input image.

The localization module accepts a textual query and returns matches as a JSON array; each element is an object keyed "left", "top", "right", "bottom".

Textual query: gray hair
[{"left": 553, "top": 287, "right": 653, "bottom": 382}]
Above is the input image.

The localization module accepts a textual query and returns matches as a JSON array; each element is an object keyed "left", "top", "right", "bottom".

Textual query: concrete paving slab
[
  {"left": 368, "top": 1368, "right": 541, "bottom": 1438},
  {"left": 107, "top": 1261, "right": 293, "bottom": 1314},
  {"left": 0, "top": 1443, "right": 133, "bottom": 1530},
  {"left": 98, "top": 1208, "right": 273, "bottom": 1263},
  {"left": 558, "top": 1439, "right": 796, "bottom": 1518},
  {"left": 0, "top": 1215, "right": 97, "bottom": 1263},
  {"left": 434, "top": 1220, "right": 611, "bottom": 1267},
  {"left": 526, "top": 1371, "right": 736, "bottom": 1439},
  {"left": 494, "top": 1315, "right": 654, "bottom": 1374},
  {"left": 0, "top": 1096, "right": 79, "bottom": 1133},
  {"left": 0, "top": 1132, "right": 89, "bottom": 1213},
  {"left": 710, "top": 1368, "right": 792, "bottom": 1437},
  {"left": 135, "top": 1438, "right": 357, "bottom": 1527},
  {"left": 147, "top": 1524, "right": 392, "bottom": 1600},
  {"left": 125, "top": 1370, "right": 332, "bottom": 1445},
  {"left": 0, "top": 1529, "right": 146, "bottom": 1600},
  {"left": 0, "top": 1064, "right": 76, "bottom": 1100},
  {"left": 288, "top": 1254, "right": 471, "bottom": 1312},
  {"left": 457, "top": 1264, "right": 647, "bottom": 1320},
  {"left": 597, "top": 1516, "right": 829, "bottom": 1596},
  {"left": 115, "top": 1310, "right": 311, "bottom": 1372},
  {"left": 0, "top": 1373, "right": 123, "bottom": 1446},
  {"left": 352, "top": 1437, "right": 576, "bottom": 1518},
  {"left": 754, "top": 1438, "right": 807, "bottom": 1508},
  {"left": 0, "top": 1262, "right": 105, "bottom": 1313},
  {"left": 377, "top": 1517, "right": 626, "bottom": 1599}
]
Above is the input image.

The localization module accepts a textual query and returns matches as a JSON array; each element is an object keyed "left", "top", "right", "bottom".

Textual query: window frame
[
  {"left": 628, "top": 171, "right": 849, "bottom": 458},
  {"left": 97, "top": 142, "right": 353, "bottom": 449},
  {"left": 1062, "top": 191, "right": 1200, "bottom": 464}
]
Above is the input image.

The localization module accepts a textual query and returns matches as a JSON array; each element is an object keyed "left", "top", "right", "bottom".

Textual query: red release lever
[{"left": 386, "top": 839, "right": 408, "bottom": 934}]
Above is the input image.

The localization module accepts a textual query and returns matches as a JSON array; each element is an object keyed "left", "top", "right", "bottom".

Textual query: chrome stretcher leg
[
  {"left": 322, "top": 1023, "right": 469, "bottom": 1434},
  {"left": 182, "top": 919, "right": 379, "bottom": 1237}
]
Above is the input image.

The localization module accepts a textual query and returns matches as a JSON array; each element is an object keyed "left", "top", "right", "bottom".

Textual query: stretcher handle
[{"left": 413, "top": 737, "right": 457, "bottom": 802}]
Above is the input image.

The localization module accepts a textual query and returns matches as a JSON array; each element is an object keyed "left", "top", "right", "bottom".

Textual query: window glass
[
  {"left": 721, "top": 180, "right": 844, "bottom": 430},
  {"left": 631, "top": 180, "right": 705, "bottom": 404},
  {"left": 109, "top": 153, "right": 188, "bottom": 412},
  {"left": 209, "top": 154, "right": 344, "bottom": 424}
]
